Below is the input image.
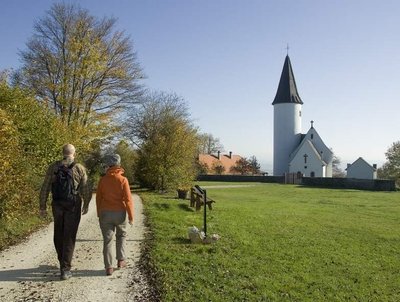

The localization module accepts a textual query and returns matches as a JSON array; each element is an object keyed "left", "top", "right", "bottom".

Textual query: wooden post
[{"left": 203, "top": 189, "right": 207, "bottom": 237}]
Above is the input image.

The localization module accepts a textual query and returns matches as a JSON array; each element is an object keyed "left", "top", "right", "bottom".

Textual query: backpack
[{"left": 52, "top": 162, "right": 77, "bottom": 207}]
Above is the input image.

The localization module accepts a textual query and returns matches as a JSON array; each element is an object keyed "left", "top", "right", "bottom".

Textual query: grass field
[{"left": 139, "top": 183, "right": 400, "bottom": 301}]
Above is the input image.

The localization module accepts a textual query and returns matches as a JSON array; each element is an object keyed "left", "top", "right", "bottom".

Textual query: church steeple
[{"left": 272, "top": 55, "right": 303, "bottom": 105}]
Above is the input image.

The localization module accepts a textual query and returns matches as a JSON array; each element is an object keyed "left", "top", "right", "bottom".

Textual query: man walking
[{"left": 39, "top": 144, "right": 92, "bottom": 280}]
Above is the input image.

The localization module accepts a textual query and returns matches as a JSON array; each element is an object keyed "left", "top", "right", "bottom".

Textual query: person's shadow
[{"left": 0, "top": 265, "right": 104, "bottom": 282}]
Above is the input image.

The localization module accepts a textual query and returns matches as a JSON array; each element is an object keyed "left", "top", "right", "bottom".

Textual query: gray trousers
[{"left": 99, "top": 211, "right": 127, "bottom": 269}]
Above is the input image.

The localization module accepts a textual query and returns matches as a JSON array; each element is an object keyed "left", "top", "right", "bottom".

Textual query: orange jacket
[{"left": 96, "top": 166, "right": 134, "bottom": 221}]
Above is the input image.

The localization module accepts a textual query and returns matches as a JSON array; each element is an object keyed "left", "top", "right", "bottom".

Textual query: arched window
[{"left": 310, "top": 171, "right": 315, "bottom": 177}]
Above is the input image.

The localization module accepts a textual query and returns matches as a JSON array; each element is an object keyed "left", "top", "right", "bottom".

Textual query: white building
[
  {"left": 272, "top": 55, "right": 333, "bottom": 177},
  {"left": 346, "top": 157, "right": 377, "bottom": 179}
]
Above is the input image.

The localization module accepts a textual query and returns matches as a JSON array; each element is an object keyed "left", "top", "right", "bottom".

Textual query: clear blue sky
[{"left": 1, "top": 0, "right": 399, "bottom": 173}]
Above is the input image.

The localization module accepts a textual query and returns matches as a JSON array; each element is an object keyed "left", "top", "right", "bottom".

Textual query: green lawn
[{"left": 139, "top": 183, "right": 400, "bottom": 302}]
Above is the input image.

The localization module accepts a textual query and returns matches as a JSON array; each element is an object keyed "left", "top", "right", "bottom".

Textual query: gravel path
[{"left": 0, "top": 194, "right": 149, "bottom": 302}]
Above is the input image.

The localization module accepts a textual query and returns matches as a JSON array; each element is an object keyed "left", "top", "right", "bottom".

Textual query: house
[
  {"left": 272, "top": 55, "right": 333, "bottom": 177},
  {"left": 346, "top": 157, "right": 377, "bottom": 179},
  {"left": 198, "top": 151, "right": 242, "bottom": 175}
]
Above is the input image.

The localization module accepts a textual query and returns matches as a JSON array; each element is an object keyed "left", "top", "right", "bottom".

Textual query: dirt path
[{"left": 0, "top": 194, "right": 149, "bottom": 302}]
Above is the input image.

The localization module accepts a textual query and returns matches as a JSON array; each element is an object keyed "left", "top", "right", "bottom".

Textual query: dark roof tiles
[{"left": 272, "top": 55, "right": 303, "bottom": 105}]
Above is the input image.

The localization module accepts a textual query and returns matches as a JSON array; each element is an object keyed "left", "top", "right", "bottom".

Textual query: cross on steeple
[
  {"left": 303, "top": 154, "right": 308, "bottom": 164},
  {"left": 286, "top": 43, "right": 289, "bottom": 55},
  {"left": 310, "top": 120, "right": 314, "bottom": 128}
]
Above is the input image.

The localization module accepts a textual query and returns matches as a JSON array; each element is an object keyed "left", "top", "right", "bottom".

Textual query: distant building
[
  {"left": 198, "top": 151, "right": 242, "bottom": 175},
  {"left": 346, "top": 157, "right": 377, "bottom": 179},
  {"left": 272, "top": 55, "right": 333, "bottom": 177}
]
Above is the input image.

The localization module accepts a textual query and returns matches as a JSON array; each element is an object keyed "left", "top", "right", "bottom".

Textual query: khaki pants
[{"left": 99, "top": 211, "right": 127, "bottom": 269}]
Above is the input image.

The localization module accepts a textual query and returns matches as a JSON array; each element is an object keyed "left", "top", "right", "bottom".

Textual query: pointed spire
[{"left": 272, "top": 55, "right": 303, "bottom": 105}]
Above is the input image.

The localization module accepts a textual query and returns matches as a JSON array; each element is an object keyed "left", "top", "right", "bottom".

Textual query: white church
[{"left": 272, "top": 55, "right": 333, "bottom": 177}]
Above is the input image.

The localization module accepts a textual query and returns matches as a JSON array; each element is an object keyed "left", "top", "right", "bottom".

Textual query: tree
[
  {"left": 248, "top": 155, "right": 261, "bottom": 175},
  {"left": 197, "top": 133, "right": 224, "bottom": 154},
  {"left": 114, "top": 140, "right": 137, "bottom": 184},
  {"left": 212, "top": 161, "right": 225, "bottom": 175},
  {"left": 15, "top": 3, "right": 143, "bottom": 126},
  {"left": 0, "top": 83, "right": 81, "bottom": 220},
  {"left": 195, "top": 161, "right": 209, "bottom": 175},
  {"left": 378, "top": 141, "right": 400, "bottom": 186},
  {"left": 332, "top": 154, "right": 346, "bottom": 178},
  {"left": 125, "top": 92, "right": 198, "bottom": 191},
  {"left": 230, "top": 157, "right": 251, "bottom": 175}
]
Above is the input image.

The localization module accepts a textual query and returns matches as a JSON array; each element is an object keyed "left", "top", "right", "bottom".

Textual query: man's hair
[{"left": 62, "top": 144, "right": 76, "bottom": 157}]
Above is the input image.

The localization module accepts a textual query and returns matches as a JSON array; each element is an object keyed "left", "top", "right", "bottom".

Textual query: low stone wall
[
  {"left": 301, "top": 177, "right": 396, "bottom": 191},
  {"left": 197, "top": 174, "right": 285, "bottom": 183},
  {"left": 197, "top": 175, "right": 396, "bottom": 191}
]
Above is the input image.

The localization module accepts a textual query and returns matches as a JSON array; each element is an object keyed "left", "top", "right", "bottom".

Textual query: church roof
[
  {"left": 289, "top": 139, "right": 326, "bottom": 165},
  {"left": 289, "top": 125, "right": 333, "bottom": 164},
  {"left": 272, "top": 55, "right": 303, "bottom": 105},
  {"left": 346, "top": 157, "right": 377, "bottom": 171}
]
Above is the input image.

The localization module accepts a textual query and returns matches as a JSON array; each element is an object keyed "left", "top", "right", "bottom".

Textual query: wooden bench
[{"left": 190, "top": 186, "right": 215, "bottom": 211}]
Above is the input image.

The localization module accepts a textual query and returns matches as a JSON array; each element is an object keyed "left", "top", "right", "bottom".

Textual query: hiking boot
[
  {"left": 117, "top": 260, "right": 126, "bottom": 268},
  {"left": 106, "top": 268, "right": 113, "bottom": 276},
  {"left": 60, "top": 270, "right": 72, "bottom": 280}
]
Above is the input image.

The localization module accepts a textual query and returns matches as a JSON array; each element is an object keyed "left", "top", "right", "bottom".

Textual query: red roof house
[{"left": 198, "top": 151, "right": 243, "bottom": 175}]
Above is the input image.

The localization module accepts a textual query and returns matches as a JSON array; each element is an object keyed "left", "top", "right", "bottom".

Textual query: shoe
[
  {"left": 117, "top": 260, "right": 126, "bottom": 268},
  {"left": 106, "top": 268, "right": 113, "bottom": 276},
  {"left": 60, "top": 270, "right": 72, "bottom": 280}
]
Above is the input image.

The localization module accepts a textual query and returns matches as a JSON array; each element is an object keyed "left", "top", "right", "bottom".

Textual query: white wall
[
  {"left": 347, "top": 159, "right": 376, "bottom": 179},
  {"left": 289, "top": 140, "right": 326, "bottom": 177},
  {"left": 273, "top": 103, "right": 302, "bottom": 176}
]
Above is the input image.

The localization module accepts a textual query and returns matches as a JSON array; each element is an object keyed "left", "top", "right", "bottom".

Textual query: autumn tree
[
  {"left": 0, "top": 83, "right": 80, "bottom": 220},
  {"left": 15, "top": 2, "right": 143, "bottom": 126},
  {"left": 230, "top": 157, "right": 251, "bottom": 175},
  {"left": 114, "top": 140, "right": 137, "bottom": 184},
  {"left": 195, "top": 161, "right": 209, "bottom": 175},
  {"left": 124, "top": 92, "right": 198, "bottom": 191},
  {"left": 378, "top": 141, "right": 400, "bottom": 186},
  {"left": 212, "top": 161, "right": 225, "bottom": 175}
]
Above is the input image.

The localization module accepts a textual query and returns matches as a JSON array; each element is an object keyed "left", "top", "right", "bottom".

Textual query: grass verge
[
  {"left": 0, "top": 214, "right": 51, "bottom": 251},
  {"left": 139, "top": 183, "right": 400, "bottom": 301}
]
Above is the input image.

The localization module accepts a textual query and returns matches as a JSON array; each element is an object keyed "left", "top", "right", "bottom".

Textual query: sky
[{"left": 1, "top": 0, "right": 399, "bottom": 173}]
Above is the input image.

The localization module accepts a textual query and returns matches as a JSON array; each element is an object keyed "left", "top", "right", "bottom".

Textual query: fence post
[{"left": 203, "top": 189, "right": 207, "bottom": 237}]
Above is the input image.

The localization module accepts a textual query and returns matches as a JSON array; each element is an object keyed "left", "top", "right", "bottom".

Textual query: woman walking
[{"left": 96, "top": 154, "right": 134, "bottom": 276}]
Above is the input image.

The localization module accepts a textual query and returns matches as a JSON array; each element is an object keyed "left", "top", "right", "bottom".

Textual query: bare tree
[
  {"left": 15, "top": 3, "right": 143, "bottom": 126},
  {"left": 197, "top": 133, "right": 224, "bottom": 154},
  {"left": 332, "top": 154, "right": 346, "bottom": 178}
]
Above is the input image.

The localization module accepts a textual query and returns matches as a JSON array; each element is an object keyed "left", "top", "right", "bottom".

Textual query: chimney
[
  {"left": 347, "top": 163, "right": 351, "bottom": 169},
  {"left": 373, "top": 164, "right": 377, "bottom": 169},
  {"left": 217, "top": 151, "right": 220, "bottom": 159},
  {"left": 229, "top": 151, "right": 232, "bottom": 158}
]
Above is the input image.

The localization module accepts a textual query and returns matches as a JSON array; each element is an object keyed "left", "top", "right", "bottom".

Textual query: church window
[
  {"left": 310, "top": 171, "right": 315, "bottom": 177},
  {"left": 303, "top": 154, "right": 308, "bottom": 164},
  {"left": 304, "top": 166, "right": 307, "bottom": 169},
  {"left": 311, "top": 134, "right": 314, "bottom": 139}
]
